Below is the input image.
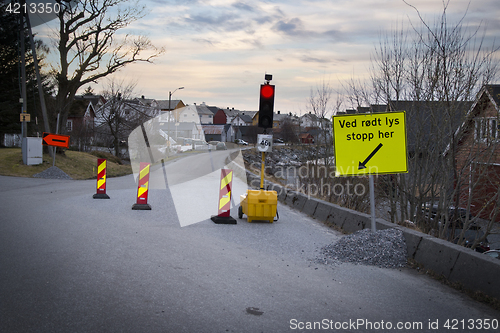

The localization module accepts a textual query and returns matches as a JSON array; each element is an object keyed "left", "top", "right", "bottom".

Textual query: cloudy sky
[{"left": 33, "top": 0, "right": 500, "bottom": 114}]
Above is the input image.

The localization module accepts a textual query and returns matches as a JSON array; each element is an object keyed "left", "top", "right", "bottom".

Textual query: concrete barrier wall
[{"left": 245, "top": 172, "right": 500, "bottom": 300}]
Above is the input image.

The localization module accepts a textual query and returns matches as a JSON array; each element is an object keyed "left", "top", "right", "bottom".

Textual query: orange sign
[{"left": 42, "top": 132, "right": 70, "bottom": 148}]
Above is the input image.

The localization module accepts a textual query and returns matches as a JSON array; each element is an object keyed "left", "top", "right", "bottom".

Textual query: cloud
[
  {"left": 273, "top": 17, "right": 305, "bottom": 35},
  {"left": 300, "top": 55, "right": 331, "bottom": 63},
  {"left": 273, "top": 17, "right": 326, "bottom": 39},
  {"left": 232, "top": 2, "right": 254, "bottom": 12}
]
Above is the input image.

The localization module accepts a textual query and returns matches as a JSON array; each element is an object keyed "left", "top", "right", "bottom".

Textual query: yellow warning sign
[
  {"left": 332, "top": 111, "right": 407, "bottom": 176},
  {"left": 20, "top": 113, "right": 31, "bottom": 122}
]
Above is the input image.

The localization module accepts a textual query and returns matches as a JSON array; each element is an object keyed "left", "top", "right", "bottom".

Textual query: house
[
  {"left": 213, "top": 109, "right": 227, "bottom": 125},
  {"left": 159, "top": 121, "right": 202, "bottom": 141},
  {"left": 223, "top": 107, "right": 240, "bottom": 123},
  {"left": 176, "top": 105, "right": 200, "bottom": 123},
  {"left": 202, "top": 124, "right": 235, "bottom": 142},
  {"left": 251, "top": 111, "right": 281, "bottom": 129},
  {"left": 67, "top": 95, "right": 104, "bottom": 148},
  {"left": 156, "top": 99, "right": 186, "bottom": 121},
  {"left": 231, "top": 113, "right": 253, "bottom": 126},
  {"left": 299, "top": 133, "right": 314, "bottom": 144},
  {"left": 195, "top": 103, "right": 214, "bottom": 124},
  {"left": 452, "top": 84, "right": 500, "bottom": 220},
  {"left": 67, "top": 95, "right": 104, "bottom": 133},
  {"left": 94, "top": 96, "right": 160, "bottom": 146},
  {"left": 386, "top": 101, "right": 471, "bottom": 156},
  {"left": 135, "top": 96, "right": 158, "bottom": 109}
]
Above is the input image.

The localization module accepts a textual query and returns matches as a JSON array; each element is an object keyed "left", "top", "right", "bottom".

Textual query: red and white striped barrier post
[
  {"left": 93, "top": 158, "right": 110, "bottom": 199},
  {"left": 132, "top": 162, "right": 151, "bottom": 210},
  {"left": 211, "top": 169, "right": 236, "bottom": 224}
]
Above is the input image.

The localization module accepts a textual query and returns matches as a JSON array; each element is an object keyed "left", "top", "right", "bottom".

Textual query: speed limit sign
[{"left": 257, "top": 134, "right": 273, "bottom": 152}]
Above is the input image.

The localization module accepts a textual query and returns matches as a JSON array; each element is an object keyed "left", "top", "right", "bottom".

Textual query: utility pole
[{"left": 19, "top": 0, "right": 27, "bottom": 139}]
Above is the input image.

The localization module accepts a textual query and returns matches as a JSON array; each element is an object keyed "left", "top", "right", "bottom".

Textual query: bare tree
[
  {"left": 354, "top": 1, "right": 500, "bottom": 249},
  {"left": 51, "top": 0, "right": 163, "bottom": 137},
  {"left": 280, "top": 117, "right": 299, "bottom": 144},
  {"left": 307, "top": 79, "right": 335, "bottom": 166},
  {"left": 95, "top": 79, "right": 157, "bottom": 157}
]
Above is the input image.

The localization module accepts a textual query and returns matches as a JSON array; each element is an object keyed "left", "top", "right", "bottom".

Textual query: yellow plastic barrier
[{"left": 239, "top": 189, "right": 277, "bottom": 223}]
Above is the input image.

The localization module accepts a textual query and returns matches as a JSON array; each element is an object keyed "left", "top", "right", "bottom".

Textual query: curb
[{"left": 246, "top": 171, "right": 500, "bottom": 301}]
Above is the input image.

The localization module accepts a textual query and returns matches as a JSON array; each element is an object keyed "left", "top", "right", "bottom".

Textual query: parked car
[
  {"left": 235, "top": 139, "right": 248, "bottom": 145},
  {"left": 484, "top": 250, "right": 500, "bottom": 259},
  {"left": 216, "top": 142, "right": 227, "bottom": 150},
  {"left": 420, "top": 203, "right": 489, "bottom": 252},
  {"left": 421, "top": 204, "right": 480, "bottom": 230}
]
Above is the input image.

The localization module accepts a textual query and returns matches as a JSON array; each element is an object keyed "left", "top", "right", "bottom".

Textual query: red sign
[{"left": 42, "top": 132, "right": 70, "bottom": 148}]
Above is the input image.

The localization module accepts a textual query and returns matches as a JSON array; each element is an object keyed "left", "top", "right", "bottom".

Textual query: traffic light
[{"left": 258, "top": 84, "right": 275, "bottom": 129}]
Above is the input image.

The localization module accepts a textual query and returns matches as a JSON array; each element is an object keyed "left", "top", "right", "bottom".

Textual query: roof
[
  {"left": 136, "top": 97, "right": 156, "bottom": 107},
  {"left": 274, "top": 112, "right": 289, "bottom": 122},
  {"left": 68, "top": 99, "right": 90, "bottom": 117},
  {"left": 206, "top": 106, "right": 220, "bottom": 114},
  {"left": 483, "top": 84, "right": 500, "bottom": 109},
  {"left": 387, "top": 100, "right": 472, "bottom": 153},
  {"left": 223, "top": 107, "right": 240, "bottom": 118},
  {"left": 196, "top": 104, "right": 213, "bottom": 115},
  {"left": 202, "top": 124, "right": 225, "bottom": 135},
  {"left": 233, "top": 114, "right": 253, "bottom": 123},
  {"left": 159, "top": 121, "right": 199, "bottom": 131},
  {"left": 156, "top": 100, "right": 183, "bottom": 110},
  {"left": 450, "top": 84, "right": 500, "bottom": 151},
  {"left": 68, "top": 96, "right": 101, "bottom": 117}
]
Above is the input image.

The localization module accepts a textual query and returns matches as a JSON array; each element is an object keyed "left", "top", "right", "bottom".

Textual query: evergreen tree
[{"left": 0, "top": 4, "right": 51, "bottom": 145}]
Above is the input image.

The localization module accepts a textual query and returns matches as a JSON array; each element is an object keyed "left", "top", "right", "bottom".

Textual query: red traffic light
[{"left": 261, "top": 84, "right": 274, "bottom": 99}]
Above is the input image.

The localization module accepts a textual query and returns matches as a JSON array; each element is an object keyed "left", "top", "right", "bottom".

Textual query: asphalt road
[{"left": 1, "top": 164, "right": 499, "bottom": 332}]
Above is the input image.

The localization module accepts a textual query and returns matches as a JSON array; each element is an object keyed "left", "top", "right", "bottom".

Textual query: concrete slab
[
  {"left": 291, "top": 192, "right": 308, "bottom": 211},
  {"left": 312, "top": 201, "right": 333, "bottom": 221},
  {"left": 342, "top": 212, "right": 370, "bottom": 233},
  {"left": 396, "top": 225, "right": 424, "bottom": 259},
  {"left": 449, "top": 250, "right": 500, "bottom": 300},
  {"left": 302, "top": 197, "right": 318, "bottom": 217},
  {"left": 326, "top": 205, "right": 353, "bottom": 230},
  {"left": 413, "top": 236, "right": 462, "bottom": 279},
  {"left": 277, "top": 186, "right": 288, "bottom": 202}
]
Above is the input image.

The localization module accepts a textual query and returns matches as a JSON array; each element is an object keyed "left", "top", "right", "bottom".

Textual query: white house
[
  {"left": 176, "top": 105, "right": 200, "bottom": 123},
  {"left": 196, "top": 103, "right": 214, "bottom": 124}
]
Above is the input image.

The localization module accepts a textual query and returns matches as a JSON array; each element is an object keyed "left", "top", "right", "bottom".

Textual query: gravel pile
[
  {"left": 317, "top": 228, "right": 408, "bottom": 268},
  {"left": 33, "top": 166, "right": 73, "bottom": 180}
]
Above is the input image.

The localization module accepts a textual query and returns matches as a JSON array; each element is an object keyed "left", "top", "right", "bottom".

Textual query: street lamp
[
  {"left": 169, "top": 87, "right": 184, "bottom": 120},
  {"left": 167, "top": 87, "right": 184, "bottom": 156}
]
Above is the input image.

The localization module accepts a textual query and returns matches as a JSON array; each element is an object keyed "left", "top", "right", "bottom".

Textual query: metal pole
[
  {"left": 53, "top": 113, "right": 60, "bottom": 167},
  {"left": 24, "top": 6, "right": 50, "bottom": 135},
  {"left": 260, "top": 152, "right": 265, "bottom": 190},
  {"left": 19, "top": 1, "right": 27, "bottom": 139},
  {"left": 167, "top": 91, "right": 171, "bottom": 158},
  {"left": 369, "top": 174, "right": 376, "bottom": 232}
]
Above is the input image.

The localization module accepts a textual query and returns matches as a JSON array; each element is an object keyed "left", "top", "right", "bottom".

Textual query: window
[
  {"left": 475, "top": 118, "right": 500, "bottom": 142},
  {"left": 67, "top": 119, "right": 73, "bottom": 132}
]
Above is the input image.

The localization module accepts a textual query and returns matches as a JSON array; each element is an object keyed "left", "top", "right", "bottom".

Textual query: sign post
[
  {"left": 42, "top": 131, "right": 70, "bottom": 167},
  {"left": 332, "top": 111, "right": 408, "bottom": 231}
]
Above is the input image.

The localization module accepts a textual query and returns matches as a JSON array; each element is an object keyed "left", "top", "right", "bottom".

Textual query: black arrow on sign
[{"left": 358, "top": 143, "right": 383, "bottom": 169}]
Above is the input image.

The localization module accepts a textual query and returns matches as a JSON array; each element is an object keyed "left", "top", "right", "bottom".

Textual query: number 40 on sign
[{"left": 257, "top": 134, "right": 273, "bottom": 152}]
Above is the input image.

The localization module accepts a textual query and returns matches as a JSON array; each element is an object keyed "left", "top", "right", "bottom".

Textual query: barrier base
[
  {"left": 93, "top": 193, "right": 110, "bottom": 199},
  {"left": 211, "top": 215, "right": 237, "bottom": 224},
  {"left": 132, "top": 203, "right": 152, "bottom": 210}
]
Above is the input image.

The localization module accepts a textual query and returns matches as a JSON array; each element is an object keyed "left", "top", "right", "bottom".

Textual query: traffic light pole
[
  {"left": 260, "top": 129, "right": 267, "bottom": 190},
  {"left": 258, "top": 74, "right": 274, "bottom": 190},
  {"left": 260, "top": 151, "right": 265, "bottom": 190}
]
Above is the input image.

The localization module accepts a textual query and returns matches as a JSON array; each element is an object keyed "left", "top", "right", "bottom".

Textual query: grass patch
[{"left": 0, "top": 148, "right": 132, "bottom": 180}]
